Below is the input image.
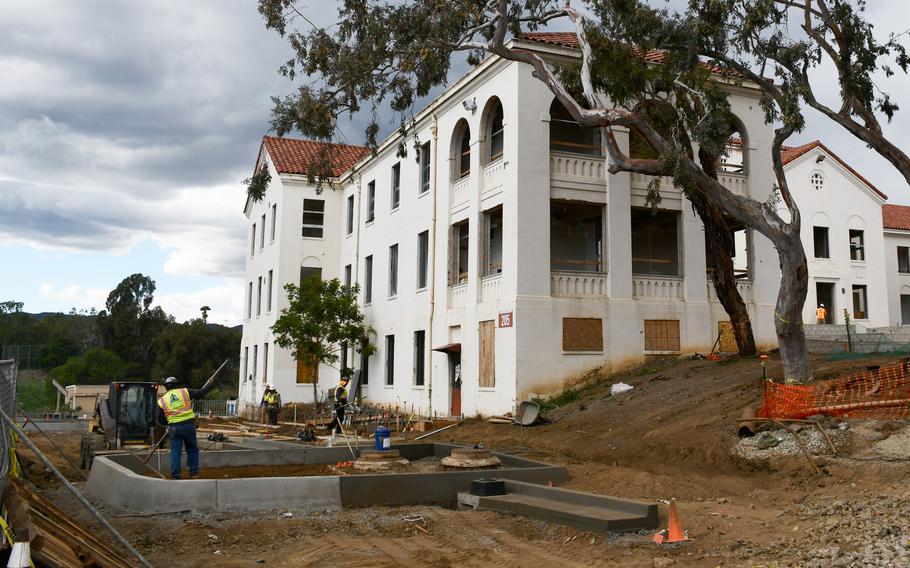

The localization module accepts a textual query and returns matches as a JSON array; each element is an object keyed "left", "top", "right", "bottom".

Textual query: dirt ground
[{"left": 17, "top": 352, "right": 910, "bottom": 567}]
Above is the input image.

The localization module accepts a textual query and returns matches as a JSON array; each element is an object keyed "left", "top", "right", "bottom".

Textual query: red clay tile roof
[
  {"left": 522, "top": 32, "right": 665, "bottom": 63},
  {"left": 260, "top": 136, "right": 369, "bottom": 178},
  {"left": 883, "top": 204, "right": 910, "bottom": 231},
  {"left": 780, "top": 140, "right": 887, "bottom": 200}
]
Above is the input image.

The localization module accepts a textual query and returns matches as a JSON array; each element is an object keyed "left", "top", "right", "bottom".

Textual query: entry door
[
  {"left": 902, "top": 295, "right": 910, "bottom": 325},
  {"left": 450, "top": 353, "right": 462, "bottom": 417},
  {"left": 815, "top": 282, "right": 835, "bottom": 323}
]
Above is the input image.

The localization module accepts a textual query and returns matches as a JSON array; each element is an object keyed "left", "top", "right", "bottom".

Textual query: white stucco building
[
  {"left": 882, "top": 204, "right": 910, "bottom": 326},
  {"left": 238, "top": 32, "right": 792, "bottom": 417}
]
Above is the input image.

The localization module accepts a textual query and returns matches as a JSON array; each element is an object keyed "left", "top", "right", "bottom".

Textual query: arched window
[
  {"left": 718, "top": 119, "right": 748, "bottom": 174},
  {"left": 549, "top": 99, "right": 602, "bottom": 156},
  {"left": 451, "top": 120, "right": 471, "bottom": 180},
  {"left": 486, "top": 100, "right": 504, "bottom": 163}
]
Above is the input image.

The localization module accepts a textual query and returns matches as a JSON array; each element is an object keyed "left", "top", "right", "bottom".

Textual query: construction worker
[
  {"left": 816, "top": 303, "right": 827, "bottom": 324},
  {"left": 157, "top": 375, "right": 215, "bottom": 480},
  {"left": 332, "top": 374, "right": 350, "bottom": 434},
  {"left": 260, "top": 384, "right": 281, "bottom": 426}
]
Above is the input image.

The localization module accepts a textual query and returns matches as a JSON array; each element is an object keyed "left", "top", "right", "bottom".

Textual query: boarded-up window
[
  {"left": 644, "top": 320, "right": 680, "bottom": 352},
  {"left": 479, "top": 320, "right": 495, "bottom": 388},
  {"left": 562, "top": 318, "right": 603, "bottom": 352},
  {"left": 296, "top": 351, "right": 318, "bottom": 384},
  {"left": 718, "top": 321, "right": 738, "bottom": 353}
]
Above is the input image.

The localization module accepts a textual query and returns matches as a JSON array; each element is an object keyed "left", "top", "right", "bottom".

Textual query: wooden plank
[
  {"left": 479, "top": 320, "right": 496, "bottom": 388},
  {"left": 562, "top": 318, "right": 603, "bottom": 352}
]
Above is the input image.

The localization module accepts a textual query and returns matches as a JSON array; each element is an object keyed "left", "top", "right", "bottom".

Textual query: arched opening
[
  {"left": 629, "top": 126, "right": 659, "bottom": 160},
  {"left": 483, "top": 98, "right": 505, "bottom": 164},
  {"left": 451, "top": 119, "right": 471, "bottom": 180},
  {"left": 549, "top": 99, "right": 602, "bottom": 156},
  {"left": 719, "top": 118, "right": 748, "bottom": 175}
]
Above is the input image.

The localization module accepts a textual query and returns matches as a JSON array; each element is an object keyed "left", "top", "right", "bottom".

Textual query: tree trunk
[
  {"left": 693, "top": 149, "right": 757, "bottom": 356},
  {"left": 774, "top": 237, "right": 812, "bottom": 383}
]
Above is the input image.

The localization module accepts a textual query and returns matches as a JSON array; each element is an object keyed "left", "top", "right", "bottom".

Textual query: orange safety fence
[{"left": 758, "top": 359, "right": 910, "bottom": 419}]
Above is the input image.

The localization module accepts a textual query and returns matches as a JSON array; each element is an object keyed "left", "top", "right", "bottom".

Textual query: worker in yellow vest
[
  {"left": 260, "top": 385, "right": 282, "bottom": 426},
  {"left": 816, "top": 304, "right": 827, "bottom": 324},
  {"left": 157, "top": 375, "right": 215, "bottom": 479},
  {"left": 332, "top": 375, "right": 350, "bottom": 435}
]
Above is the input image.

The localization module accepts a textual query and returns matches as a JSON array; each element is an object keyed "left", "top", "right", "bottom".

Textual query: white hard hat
[{"left": 820, "top": 304, "right": 825, "bottom": 307}]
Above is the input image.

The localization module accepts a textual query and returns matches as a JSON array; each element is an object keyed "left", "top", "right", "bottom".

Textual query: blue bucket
[{"left": 374, "top": 426, "right": 391, "bottom": 451}]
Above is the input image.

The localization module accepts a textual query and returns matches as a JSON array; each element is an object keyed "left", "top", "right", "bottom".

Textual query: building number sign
[{"left": 498, "top": 312, "right": 513, "bottom": 328}]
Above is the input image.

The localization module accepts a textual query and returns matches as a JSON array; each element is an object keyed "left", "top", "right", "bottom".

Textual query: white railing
[
  {"left": 482, "top": 160, "right": 505, "bottom": 193},
  {"left": 550, "top": 271, "right": 609, "bottom": 297},
  {"left": 632, "top": 276, "right": 684, "bottom": 300},
  {"left": 450, "top": 176, "right": 470, "bottom": 207},
  {"left": 480, "top": 275, "right": 502, "bottom": 302},
  {"left": 448, "top": 283, "right": 469, "bottom": 308},
  {"left": 718, "top": 172, "right": 749, "bottom": 196},
  {"left": 707, "top": 279, "right": 753, "bottom": 302},
  {"left": 550, "top": 151, "right": 606, "bottom": 183}
]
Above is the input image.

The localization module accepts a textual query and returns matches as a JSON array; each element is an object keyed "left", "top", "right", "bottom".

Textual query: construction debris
[{"left": 441, "top": 447, "right": 501, "bottom": 469}]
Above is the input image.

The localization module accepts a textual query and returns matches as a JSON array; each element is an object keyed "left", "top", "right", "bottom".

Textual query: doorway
[
  {"left": 901, "top": 295, "right": 910, "bottom": 325},
  {"left": 449, "top": 352, "right": 462, "bottom": 417},
  {"left": 815, "top": 282, "right": 835, "bottom": 323}
]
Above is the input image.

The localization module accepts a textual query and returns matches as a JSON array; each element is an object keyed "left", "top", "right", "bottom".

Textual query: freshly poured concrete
[
  {"left": 86, "top": 443, "right": 569, "bottom": 514},
  {"left": 458, "top": 479, "right": 658, "bottom": 533}
]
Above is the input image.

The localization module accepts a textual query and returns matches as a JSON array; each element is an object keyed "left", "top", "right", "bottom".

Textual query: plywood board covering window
[
  {"left": 562, "top": 318, "right": 603, "bottom": 352},
  {"left": 479, "top": 320, "right": 495, "bottom": 388},
  {"left": 296, "top": 351, "right": 318, "bottom": 384},
  {"left": 644, "top": 320, "right": 680, "bottom": 352}
]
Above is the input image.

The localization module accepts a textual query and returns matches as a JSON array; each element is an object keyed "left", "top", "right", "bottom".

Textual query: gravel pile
[{"left": 732, "top": 426, "right": 849, "bottom": 461}]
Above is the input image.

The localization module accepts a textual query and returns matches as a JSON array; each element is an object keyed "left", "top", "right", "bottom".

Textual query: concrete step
[{"left": 460, "top": 480, "right": 658, "bottom": 533}]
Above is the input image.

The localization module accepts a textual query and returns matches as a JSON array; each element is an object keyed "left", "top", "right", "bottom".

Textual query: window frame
[
  {"left": 391, "top": 163, "right": 401, "bottom": 210},
  {"left": 385, "top": 334, "right": 395, "bottom": 386},
  {"left": 346, "top": 195, "right": 354, "bottom": 235},
  {"left": 849, "top": 229, "right": 865, "bottom": 261},
  {"left": 417, "top": 230, "right": 429, "bottom": 289},
  {"left": 388, "top": 243, "right": 399, "bottom": 298},
  {"left": 366, "top": 181, "right": 376, "bottom": 222},
  {"left": 488, "top": 102, "right": 504, "bottom": 163},
  {"left": 260, "top": 213, "right": 266, "bottom": 249},
  {"left": 344, "top": 264, "right": 352, "bottom": 287},
  {"left": 898, "top": 246, "right": 910, "bottom": 274},
  {"left": 270, "top": 204, "right": 277, "bottom": 242},
  {"left": 302, "top": 198, "right": 325, "bottom": 238},
  {"left": 364, "top": 255, "right": 373, "bottom": 304},
  {"left": 267, "top": 269, "right": 273, "bottom": 312},
  {"left": 419, "top": 142, "right": 431, "bottom": 194},
  {"left": 813, "top": 226, "right": 830, "bottom": 259},
  {"left": 414, "top": 330, "right": 426, "bottom": 386},
  {"left": 852, "top": 284, "right": 869, "bottom": 320}
]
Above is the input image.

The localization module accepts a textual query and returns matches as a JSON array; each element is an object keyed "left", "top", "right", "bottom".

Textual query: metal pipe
[
  {"left": 427, "top": 115, "right": 439, "bottom": 416},
  {"left": 0, "top": 408, "right": 153, "bottom": 568},
  {"left": 414, "top": 421, "right": 459, "bottom": 440}
]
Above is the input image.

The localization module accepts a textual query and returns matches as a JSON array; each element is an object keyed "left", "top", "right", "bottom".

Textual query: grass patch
[{"left": 18, "top": 379, "right": 58, "bottom": 412}]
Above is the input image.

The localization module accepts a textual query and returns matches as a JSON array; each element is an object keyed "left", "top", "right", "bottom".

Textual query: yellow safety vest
[
  {"left": 263, "top": 391, "right": 279, "bottom": 405},
  {"left": 157, "top": 388, "right": 196, "bottom": 424},
  {"left": 334, "top": 384, "right": 348, "bottom": 403},
  {"left": 816, "top": 307, "right": 827, "bottom": 320}
]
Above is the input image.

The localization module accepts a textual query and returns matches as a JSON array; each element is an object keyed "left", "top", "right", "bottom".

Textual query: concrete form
[{"left": 86, "top": 443, "right": 569, "bottom": 514}]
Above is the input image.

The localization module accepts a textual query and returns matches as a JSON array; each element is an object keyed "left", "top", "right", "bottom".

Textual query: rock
[
  {"left": 653, "top": 558, "right": 674, "bottom": 567},
  {"left": 756, "top": 432, "right": 781, "bottom": 450}
]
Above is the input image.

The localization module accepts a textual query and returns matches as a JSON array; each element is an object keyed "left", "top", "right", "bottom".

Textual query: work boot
[{"left": 189, "top": 471, "right": 200, "bottom": 479}]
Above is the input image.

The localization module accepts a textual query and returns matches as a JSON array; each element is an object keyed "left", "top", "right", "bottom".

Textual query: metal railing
[{"left": 192, "top": 399, "right": 238, "bottom": 417}]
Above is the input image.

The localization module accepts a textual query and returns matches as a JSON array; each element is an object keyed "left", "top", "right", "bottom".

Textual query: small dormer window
[{"left": 810, "top": 171, "right": 824, "bottom": 191}]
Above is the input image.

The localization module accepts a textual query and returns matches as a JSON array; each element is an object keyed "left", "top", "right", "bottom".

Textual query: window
[
  {"left": 270, "top": 204, "right": 277, "bottom": 241},
  {"left": 551, "top": 201, "right": 603, "bottom": 272},
  {"left": 250, "top": 224, "right": 256, "bottom": 257},
  {"left": 256, "top": 276, "right": 262, "bottom": 316},
  {"left": 549, "top": 99, "right": 601, "bottom": 156},
  {"left": 454, "top": 122, "right": 471, "bottom": 179},
  {"left": 299, "top": 267, "right": 322, "bottom": 285},
  {"left": 385, "top": 335, "right": 395, "bottom": 385},
  {"left": 484, "top": 207, "right": 503, "bottom": 276},
  {"left": 367, "top": 181, "right": 376, "bottom": 222},
  {"left": 852, "top": 285, "right": 868, "bottom": 319},
  {"left": 263, "top": 343, "right": 268, "bottom": 383},
  {"left": 417, "top": 230, "right": 429, "bottom": 289},
  {"left": 563, "top": 318, "right": 603, "bottom": 352},
  {"left": 296, "top": 350, "right": 318, "bottom": 384},
  {"left": 346, "top": 195, "right": 354, "bottom": 235},
  {"left": 419, "top": 142, "right": 431, "bottom": 194},
  {"left": 450, "top": 220, "right": 470, "bottom": 284},
  {"left": 302, "top": 199, "right": 325, "bottom": 238},
  {"left": 391, "top": 163, "right": 401, "bottom": 209},
  {"left": 388, "top": 244, "right": 399, "bottom": 297},
  {"left": 810, "top": 171, "right": 824, "bottom": 191},
  {"left": 247, "top": 282, "right": 252, "bottom": 318},
  {"left": 899, "top": 247, "right": 910, "bottom": 273},
  {"left": 267, "top": 270, "right": 273, "bottom": 312},
  {"left": 260, "top": 214, "right": 266, "bottom": 248},
  {"left": 252, "top": 344, "right": 258, "bottom": 383},
  {"left": 813, "top": 226, "right": 830, "bottom": 259},
  {"left": 344, "top": 264, "right": 352, "bottom": 287},
  {"left": 488, "top": 101, "right": 504, "bottom": 162},
  {"left": 631, "top": 209, "right": 679, "bottom": 276},
  {"left": 479, "top": 320, "right": 495, "bottom": 388},
  {"left": 849, "top": 229, "right": 865, "bottom": 261},
  {"left": 360, "top": 350, "right": 370, "bottom": 385},
  {"left": 365, "top": 255, "right": 373, "bottom": 303},
  {"left": 414, "top": 330, "right": 426, "bottom": 386},
  {"left": 243, "top": 346, "right": 249, "bottom": 382},
  {"left": 644, "top": 320, "right": 681, "bottom": 352}
]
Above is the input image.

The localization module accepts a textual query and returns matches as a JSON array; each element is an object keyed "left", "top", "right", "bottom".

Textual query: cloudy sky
[{"left": 1, "top": 1, "right": 910, "bottom": 325}]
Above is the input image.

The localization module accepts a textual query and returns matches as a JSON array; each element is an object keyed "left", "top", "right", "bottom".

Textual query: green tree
[
  {"left": 271, "top": 276, "right": 374, "bottom": 402},
  {"left": 50, "top": 347, "right": 128, "bottom": 385},
  {"left": 152, "top": 319, "right": 240, "bottom": 390},
  {"left": 97, "top": 274, "right": 173, "bottom": 377}
]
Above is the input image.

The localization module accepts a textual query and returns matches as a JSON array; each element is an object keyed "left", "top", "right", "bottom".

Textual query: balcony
[
  {"left": 450, "top": 176, "right": 470, "bottom": 209},
  {"left": 707, "top": 279, "right": 753, "bottom": 302},
  {"left": 482, "top": 160, "right": 505, "bottom": 195},
  {"left": 630, "top": 172, "right": 749, "bottom": 196},
  {"left": 550, "top": 151, "right": 606, "bottom": 192},
  {"left": 632, "top": 276, "right": 684, "bottom": 301},
  {"left": 480, "top": 275, "right": 502, "bottom": 302},
  {"left": 551, "top": 271, "right": 608, "bottom": 298},
  {"left": 448, "top": 283, "right": 469, "bottom": 308}
]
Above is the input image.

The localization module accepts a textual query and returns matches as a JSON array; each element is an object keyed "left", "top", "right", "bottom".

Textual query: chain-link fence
[
  {"left": 0, "top": 359, "right": 19, "bottom": 496},
  {"left": 0, "top": 345, "right": 47, "bottom": 370}
]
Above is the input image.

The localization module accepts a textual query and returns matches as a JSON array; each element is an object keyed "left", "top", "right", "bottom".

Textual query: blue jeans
[{"left": 168, "top": 421, "right": 199, "bottom": 479}]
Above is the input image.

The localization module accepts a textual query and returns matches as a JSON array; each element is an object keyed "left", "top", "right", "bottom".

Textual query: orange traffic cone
[{"left": 653, "top": 500, "right": 689, "bottom": 544}]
